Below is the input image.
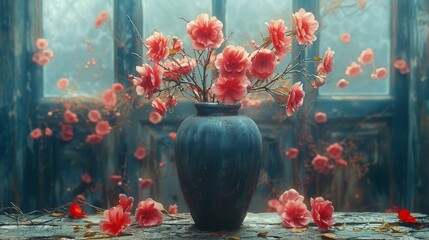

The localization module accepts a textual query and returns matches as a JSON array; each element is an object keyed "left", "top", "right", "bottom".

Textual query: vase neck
[{"left": 194, "top": 103, "right": 241, "bottom": 116}]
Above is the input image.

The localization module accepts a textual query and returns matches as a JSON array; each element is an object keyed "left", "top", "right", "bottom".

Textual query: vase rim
[
  {"left": 194, "top": 102, "right": 241, "bottom": 116},
  {"left": 194, "top": 102, "right": 241, "bottom": 109}
]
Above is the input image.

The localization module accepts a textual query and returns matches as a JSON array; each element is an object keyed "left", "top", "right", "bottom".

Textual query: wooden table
[{"left": 0, "top": 212, "right": 428, "bottom": 239}]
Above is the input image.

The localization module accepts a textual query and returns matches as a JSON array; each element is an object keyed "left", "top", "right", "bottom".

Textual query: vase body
[{"left": 175, "top": 103, "right": 262, "bottom": 231}]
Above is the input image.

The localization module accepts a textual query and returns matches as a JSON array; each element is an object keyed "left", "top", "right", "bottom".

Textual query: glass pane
[
  {"left": 319, "top": 0, "right": 391, "bottom": 96},
  {"left": 42, "top": 0, "right": 114, "bottom": 97}
]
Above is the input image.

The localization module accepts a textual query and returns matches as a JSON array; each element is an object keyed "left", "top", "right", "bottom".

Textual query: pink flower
[
  {"left": 335, "top": 159, "right": 348, "bottom": 167},
  {"left": 266, "top": 19, "right": 292, "bottom": 60},
  {"left": 60, "top": 124, "right": 74, "bottom": 141},
  {"left": 345, "top": 62, "right": 363, "bottom": 78},
  {"left": 215, "top": 45, "right": 250, "bottom": 78},
  {"left": 85, "top": 134, "right": 103, "bottom": 144},
  {"left": 139, "top": 178, "right": 153, "bottom": 189},
  {"left": 313, "top": 76, "right": 326, "bottom": 88},
  {"left": 118, "top": 194, "right": 134, "bottom": 213},
  {"left": 30, "top": 128, "right": 43, "bottom": 139},
  {"left": 36, "top": 38, "right": 48, "bottom": 50},
  {"left": 135, "top": 198, "right": 164, "bottom": 227},
  {"left": 165, "top": 96, "right": 177, "bottom": 108},
  {"left": 64, "top": 110, "right": 79, "bottom": 124},
  {"left": 278, "top": 189, "right": 304, "bottom": 206},
  {"left": 336, "top": 79, "right": 349, "bottom": 89},
  {"left": 44, "top": 128, "right": 52, "bottom": 137},
  {"left": 292, "top": 8, "right": 319, "bottom": 45},
  {"left": 88, "top": 110, "right": 102, "bottom": 123},
  {"left": 357, "top": 0, "right": 366, "bottom": 10},
  {"left": 146, "top": 32, "right": 170, "bottom": 62},
  {"left": 102, "top": 89, "right": 117, "bottom": 110},
  {"left": 371, "top": 67, "right": 388, "bottom": 80},
  {"left": 159, "top": 162, "right": 166, "bottom": 168},
  {"left": 149, "top": 111, "right": 163, "bottom": 124},
  {"left": 186, "top": 12, "right": 224, "bottom": 50},
  {"left": 42, "top": 50, "right": 54, "bottom": 58},
  {"left": 393, "top": 59, "right": 410, "bottom": 74},
  {"left": 249, "top": 49, "right": 278, "bottom": 80},
  {"left": 357, "top": 48, "right": 374, "bottom": 65},
  {"left": 286, "top": 82, "right": 305, "bottom": 117},
  {"left": 285, "top": 148, "right": 299, "bottom": 159},
  {"left": 281, "top": 200, "right": 311, "bottom": 228},
  {"left": 340, "top": 33, "right": 351, "bottom": 43},
  {"left": 112, "top": 83, "right": 124, "bottom": 93},
  {"left": 163, "top": 57, "right": 197, "bottom": 80},
  {"left": 110, "top": 175, "right": 122, "bottom": 183},
  {"left": 168, "top": 204, "right": 178, "bottom": 214},
  {"left": 56, "top": 78, "right": 69, "bottom": 90},
  {"left": 76, "top": 194, "right": 86, "bottom": 201},
  {"left": 133, "top": 64, "right": 162, "bottom": 98},
  {"left": 314, "top": 112, "right": 327, "bottom": 123},
  {"left": 95, "top": 10, "right": 109, "bottom": 28},
  {"left": 151, "top": 98, "right": 167, "bottom": 116},
  {"left": 170, "top": 37, "right": 183, "bottom": 52},
  {"left": 134, "top": 147, "right": 147, "bottom": 160},
  {"left": 322, "top": 47, "right": 335, "bottom": 75},
  {"left": 95, "top": 121, "right": 111, "bottom": 136},
  {"left": 326, "top": 143, "right": 343, "bottom": 159},
  {"left": 81, "top": 173, "right": 92, "bottom": 184},
  {"left": 169, "top": 132, "right": 176, "bottom": 141},
  {"left": 268, "top": 199, "right": 280, "bottom": 211},
  {"left": 311, "top": 154, "right": 330, "bottom": 173},
  {"left": 310, "top": 197, "right": 335, "bottom": 231},
  {"left": 211, "top": 76, "right": 248, "bottom": 104},
  {"left": 99, "top": 206, "right": 133, "bottom": 236}
]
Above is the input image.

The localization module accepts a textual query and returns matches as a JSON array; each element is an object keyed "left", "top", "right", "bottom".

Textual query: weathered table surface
[{"left": 0, "top": 212, "right": 428, "bottom": 239}]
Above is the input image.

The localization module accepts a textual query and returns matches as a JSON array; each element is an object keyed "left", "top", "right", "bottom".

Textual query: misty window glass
[
  {"left": 42, "top": 0, "right": 114, "bottom": 97},
  {"left": 318, "top": 0, "right": 391, "bottom": 96}
]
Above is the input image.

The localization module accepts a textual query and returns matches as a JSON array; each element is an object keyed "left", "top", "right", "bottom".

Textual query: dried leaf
[
  {"left": 372, "top": 220, "right": 390, "bottom": 232},
  {"left": 314, "top": 56, "right": 323, "bottom": 61},
  {"left": 321, "top": 233, "right": 336, "bottom": 239},
  {"left": 50, "top": 212, "right": 64, "bottom": 217},
  {"left": 352, "top": 227, "right": 362, "bottom": 232},
  {"left": 268, "top": 89, "right": 289, "bottom": 106},
  {"left": 390, "top": 227, "right": 406, "bottom": 234},
  {"left": 263, "top": 36, "right": 271, "bottom": 43},
  {"left": 335, "top": 223, "right": 346, "bottom": 231},
  {"left": 227, "top": 236, "right": 240, "bottom": 240},
  {"left": 84, "top": 230, "right": 97, "bottom": 237},
  {"left": 84, "top": 221, "right": 93, "bottom": 228},
  {"left": 169, "top": 49, "right": 177, "bottom": 55},
  {"left": 210, "top": 232, "right": 223, "bottom": 237},
  {"left": 257, "top": 231, "right": 268, "bottom": 237},
  {"left": 73, "top": 225, "right": 82, "bottom": 232},
  {"left": 291, "top": 227, "right": 307, "bottom": 233}
]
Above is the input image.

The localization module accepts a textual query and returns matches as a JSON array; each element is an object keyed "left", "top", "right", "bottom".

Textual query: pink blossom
[
  {"left": 38, "top": 57, "right": 50, "bottom": 66},
  {"left": 311, "top": 154, "right": 330, "bottom": 173},
  {"left": 32, "top": 53, "right": 42, "bottom": 64},
  {"left": 393, "top": 59, "right": 410, "bottom": 74},
  {"left": 310, "top": 197, "right": 335, "bottom": 231},
  {"left": 99, "top": 206, "right": 133, "bottom": 236},
  {"left": 281, "top": 200, "right": 311, "bottom": 228},
  {"left": 357, "top": 0, "right": 366, "bottom": 10},
  {"left": 278, "top": 189, "right": 304, "bottom": 206},
  {"left": 133, "top": 64, "right": 162, "bottom": 98},
  {"left": 340, "top": 33, "right": 351, "bottom": 43},
  {"left": 81, "top": 173, "right": 92, "bottom": 184},
  {"left": 159, "top": 162, "right": 166, "bottom": 168},
  {"left": 112, "top": 83, "right": 124, "bottom": 93},
  {"left": 357, "top": 48, "right": 374, "bottom": 65},
  {"left": 60, "top": 124, "right": 74, "bottom": 141},
  {"left": 285, "top": 148, "right": 299, "bottom": 159},
  {"left": 266, "top": 19, "right": 292, "bottom": 60},
  {"left": 149, "top": 112, "right": 163, "bottom": 124},
  {"left": 165, "top": 96, "right": 177, "bottom": 108},
  {"left": 322, "top": 47, "right": 335, "bottom": 75},
  {"left": 42, "top": 50, "right": 54, "bottom": 58},
  {"left": 102, "top": 89, "right": 117, "bottom": 110},
  {"left": 110, "top": 175, "right": 122, "bottom": 183},
  {"left": 64, "top": 109, "right": 79, "bottom": 124},
  {"left": 30, "top": 128, "right": 43, "bottom": 139},
  {"left": 314, "top": 112, "right": 327, "bottom": 123},
  {"left": 76, "top": 194, "right": 86, "bottom": 201},
  {"left": 168, "top": 204, "right": 178, "bottom": 214},
  {"left": 211, "top": 76, "right": 248, "bottom": 104},
  {"left": 335, "top": 159, "right": 348, "bottom": 167},
  {"left": 326, "top": 143, "right": 343, "bottom": 159},
  {"left": 56, "top": 78, "right": 69, "bottom": 90},
  {"left": 313, "top": 76, "right": 326, "bottom": 88},
  {"left": 95, "top": 121, "right": 111, "bottom": 136},
  {"left": 134, "top": 147, "right": 147, "bottom": 160},
  {"left": 151, "top": 98, "right": 167, "bottom": 116},
  {"left": 170, "top": 37, "right": 183, "bottom": 52},
  {"left": 118, "top": 194, "right": 134, "bottom": 213},
  {"left": 286, "top": 82, "right": 305, "bottom": 117},
  {"left": 85, "top": 134, "right": 103, "bottom": 144},
  {"left": 292, "top": 8, "right": 319, "bottom": 45},
  {"left": 169, "top": 132, "right": 176, "bottom": 141},
  {"left": 268, "top": 199, "right": 280, "bottom": 210},
  {"left": 139, "top": 178, "right": 153, "bottom": 189},
  {"left": 186, "top": 12, "right": 224, "bottom": 50},
  {"left": 336, "top": 79, "right": 349, "bottom": 89},
  {"left": 345, "top": 62, "right": 363, "bottom": 78},
  {"left": 135, "top": 198, "right": 164, "bottom": 227},
  {"left": 95, "top": 11, "right": 109, "bottom": 28},
  {"left": 371, "top": 67, "right": 388, "bottom": 80},
  {"left": 44, "top": 128, "right": 52, "bottom": 137},
  {"left": 249, "top": 49, "right": 278, "bottom": 80},
  {"left": 146, "top": 32, "right": 170, "bottom": 62},
  {"left": 215, "top": 45, "right": 250, "bottom": 78},
  {"left": 88, "top": 110, "right": 102, "bottom": 123},
  {"left": 163, "top": 57, "right": 197, "bottom": 80},
  {"left": 35, "top": 38, "right": 48, "bottom": 50}
]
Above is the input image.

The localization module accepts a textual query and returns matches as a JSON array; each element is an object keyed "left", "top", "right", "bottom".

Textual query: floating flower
[
  {"left": 95, "top": 10, "right": 109, "bottom": 28},
  {"left": 64, "top": 109, "right": 79, "bottom": 124},
  {"left": 249, "top": 49, "right": 278, "bottom": 80},
  {"left": 186, "top": 12, "right": 224, "bottom": 50},
  {"left": 393, "top": 206, "right": 417, "bottom": 223},
  {"left": 30, "top": 128, "right": 43, "bottom": 139},
  {"left": 345, "top": 62, "right": 363, "bottom": 78},
  {"left": 322, "top": 47, "right": 335, "bottom": 75},
  {"left": 88, "top": 110, "right": 102, "bottom": 123},
  {"left": 135, "top": 198, "right": 164, "bottom": 227},
  {"left": 314, "top": 112, "right": 327, "bottom": 123},
  {"left": 95, "top": 121, "right": 111, "bottom": 136},
  {"left": 36, "top": 38, "right": 48, "bottom": 50},
  {"left": 133, "top": 64, "right": 163, "bottom": 98},
  {"left": 310, "top": 197, "right": 335, "bottom": 231},
  {"left": 85, "top": 134, "right": 103, "bottom": 144},
  {"left": 266, "top": 19, "right": 292, "bottom": 60},
  {"left": 69, "top": 202, "right": 86, "bottom": 218},
  {"left": 215, "top": 45, "right": 250, "bottom": 78},
  {"left": 285, "top": 147, "right": 299, "bottom": 159},
  {"left": 286, "top": 82, "right": 305, "bottom": 117},
  {"left": 99, "top": 206, "right": 133, "bottom": 236},
  {"left": 292, "top": 8, "right": 319, "bottom": 45},
  {"left": 112, "top": 83, "right": 124, "bottom": 93},
  {"left": 168, "top": 204, "right": 178, "bottom": 214},
  {"left": 340, "top": 33, "right": 351, "bottom": 43},
  {"left": 357, "top": 48, "right": 374, "bottom": 65},
  {"left": 102, "top": 89, "right": 117, "bottom": 110},
  {"left": 134, "top": 146, "right": 147, "bottom": 160},
  {"left": 149, "top": 111, "right": 162, "bottom": 124},
  {"left": 56, "top": 78, "right": 69, "bottom": 90},
  {"left": 326, "top": 143, "right": 343, "bottom": 159},
  {"left": 371, "top": 67, "right": 388, "bottom": 80},
  {"left": 44, "top": 128, "right": 52, "bottom": 137},
  {"left": 118, "top": 194, "right": 134, "bottom": 213},
  {"left": 151, "top": 98, "right": 167, "bottom": 116},
  {"left": 146, "top": 32, "right": 170, "bottom": 62},
  {"left": 211, "top": 76, "right": 248, "bottom": 104},
  {"left": 336, "top": 79, "right": 350, "bottom": 89}
]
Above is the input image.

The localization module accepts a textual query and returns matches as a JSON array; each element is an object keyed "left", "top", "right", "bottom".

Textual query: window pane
[
  {"left": 319, "top": 0, "right": 391, "bottom": 96},
  {"left": 43, "top": 0, "right": 114, "bottom": 97}
]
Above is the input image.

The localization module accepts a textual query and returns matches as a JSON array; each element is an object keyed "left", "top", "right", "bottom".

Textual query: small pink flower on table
[
  {"left": 277, "top": 189, "right": 311, "bottom": 228},
  {"left": 285, "top": 147, "right": 299, "bottom": 159},
  {"left": 118, "top": 193, "right": 134, "bottom": 213},
  {"left": 266, "top": 19, "right": 292, "bottom": 60},
  {"left": 314, "top": 112, "right": 327, "bottom": 124},
  {"left": 293, "top": 8, "right": 319, "bottom": 45},
  {"left": 168, "top": 204, "right": 178, "bottom": 214},
  {"left": 135, "top": 198, "right": 164, "bottom": 227},
  {"left": 310, "top": 197, "right": 336, "bottom": 231},
  {"left": 186, "top": 13, "right": 224, "bottom": 50},
  {"left": 286, "top": 82, "right": 305, "bottom": 117},
  {"left": 99, "top": 206, "right": 133, "bottom": 236}
]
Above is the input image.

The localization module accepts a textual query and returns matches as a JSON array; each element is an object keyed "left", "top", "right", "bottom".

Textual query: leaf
[
  {"left": 263, "top": 36, "right": 271, "bottom": 43},
  {"left": 352, "top": 227, "right": 362, "bottom": 232},
  {"left": 291, "top": 227, "right": 307, "bottom": 233},
  {"left": 50, "top": 212, "right": 64, "bottom": 217},
  {"left": 73, "top": 225, "right": 82, "bottom": 232},
  {"left": 84, "top": 221, "right": 93, "bottom": 228},
  {"left": 267, "top": 89, "right": 289, "bottom": 106},
  {"left": 210, "top": 232, "right": 223, "bottom": 237},
  {"left": 321, "top": 233, "right": 336, "bottom": 239},
  {"left": 335, "top": 223, "right": 346, "bottom": 231},
  {"left": 169, "top": 49, "right": 177, "bottom": 55},
  {"left": 372, "top": 220, "right": 390, "bottom": 232},
  {"left": 84, "top": 230, "right": 97, "bottom": 237},
  {"left": 257, "top": 231, "right": 268, "bottom": 237},
  {"left": 314, "top": 56, "right": 323, "bottom": 61},
  {"left": 227, "top": 236, "right": 240, "bottom": 240},
  {"left": 390, "top": 227, "right": 406, "bottom": 234}
]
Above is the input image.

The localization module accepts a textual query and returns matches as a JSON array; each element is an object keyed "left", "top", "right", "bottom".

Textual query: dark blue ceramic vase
[{"left": 175, "top": 103, "right": 262, "bottom": 231}]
